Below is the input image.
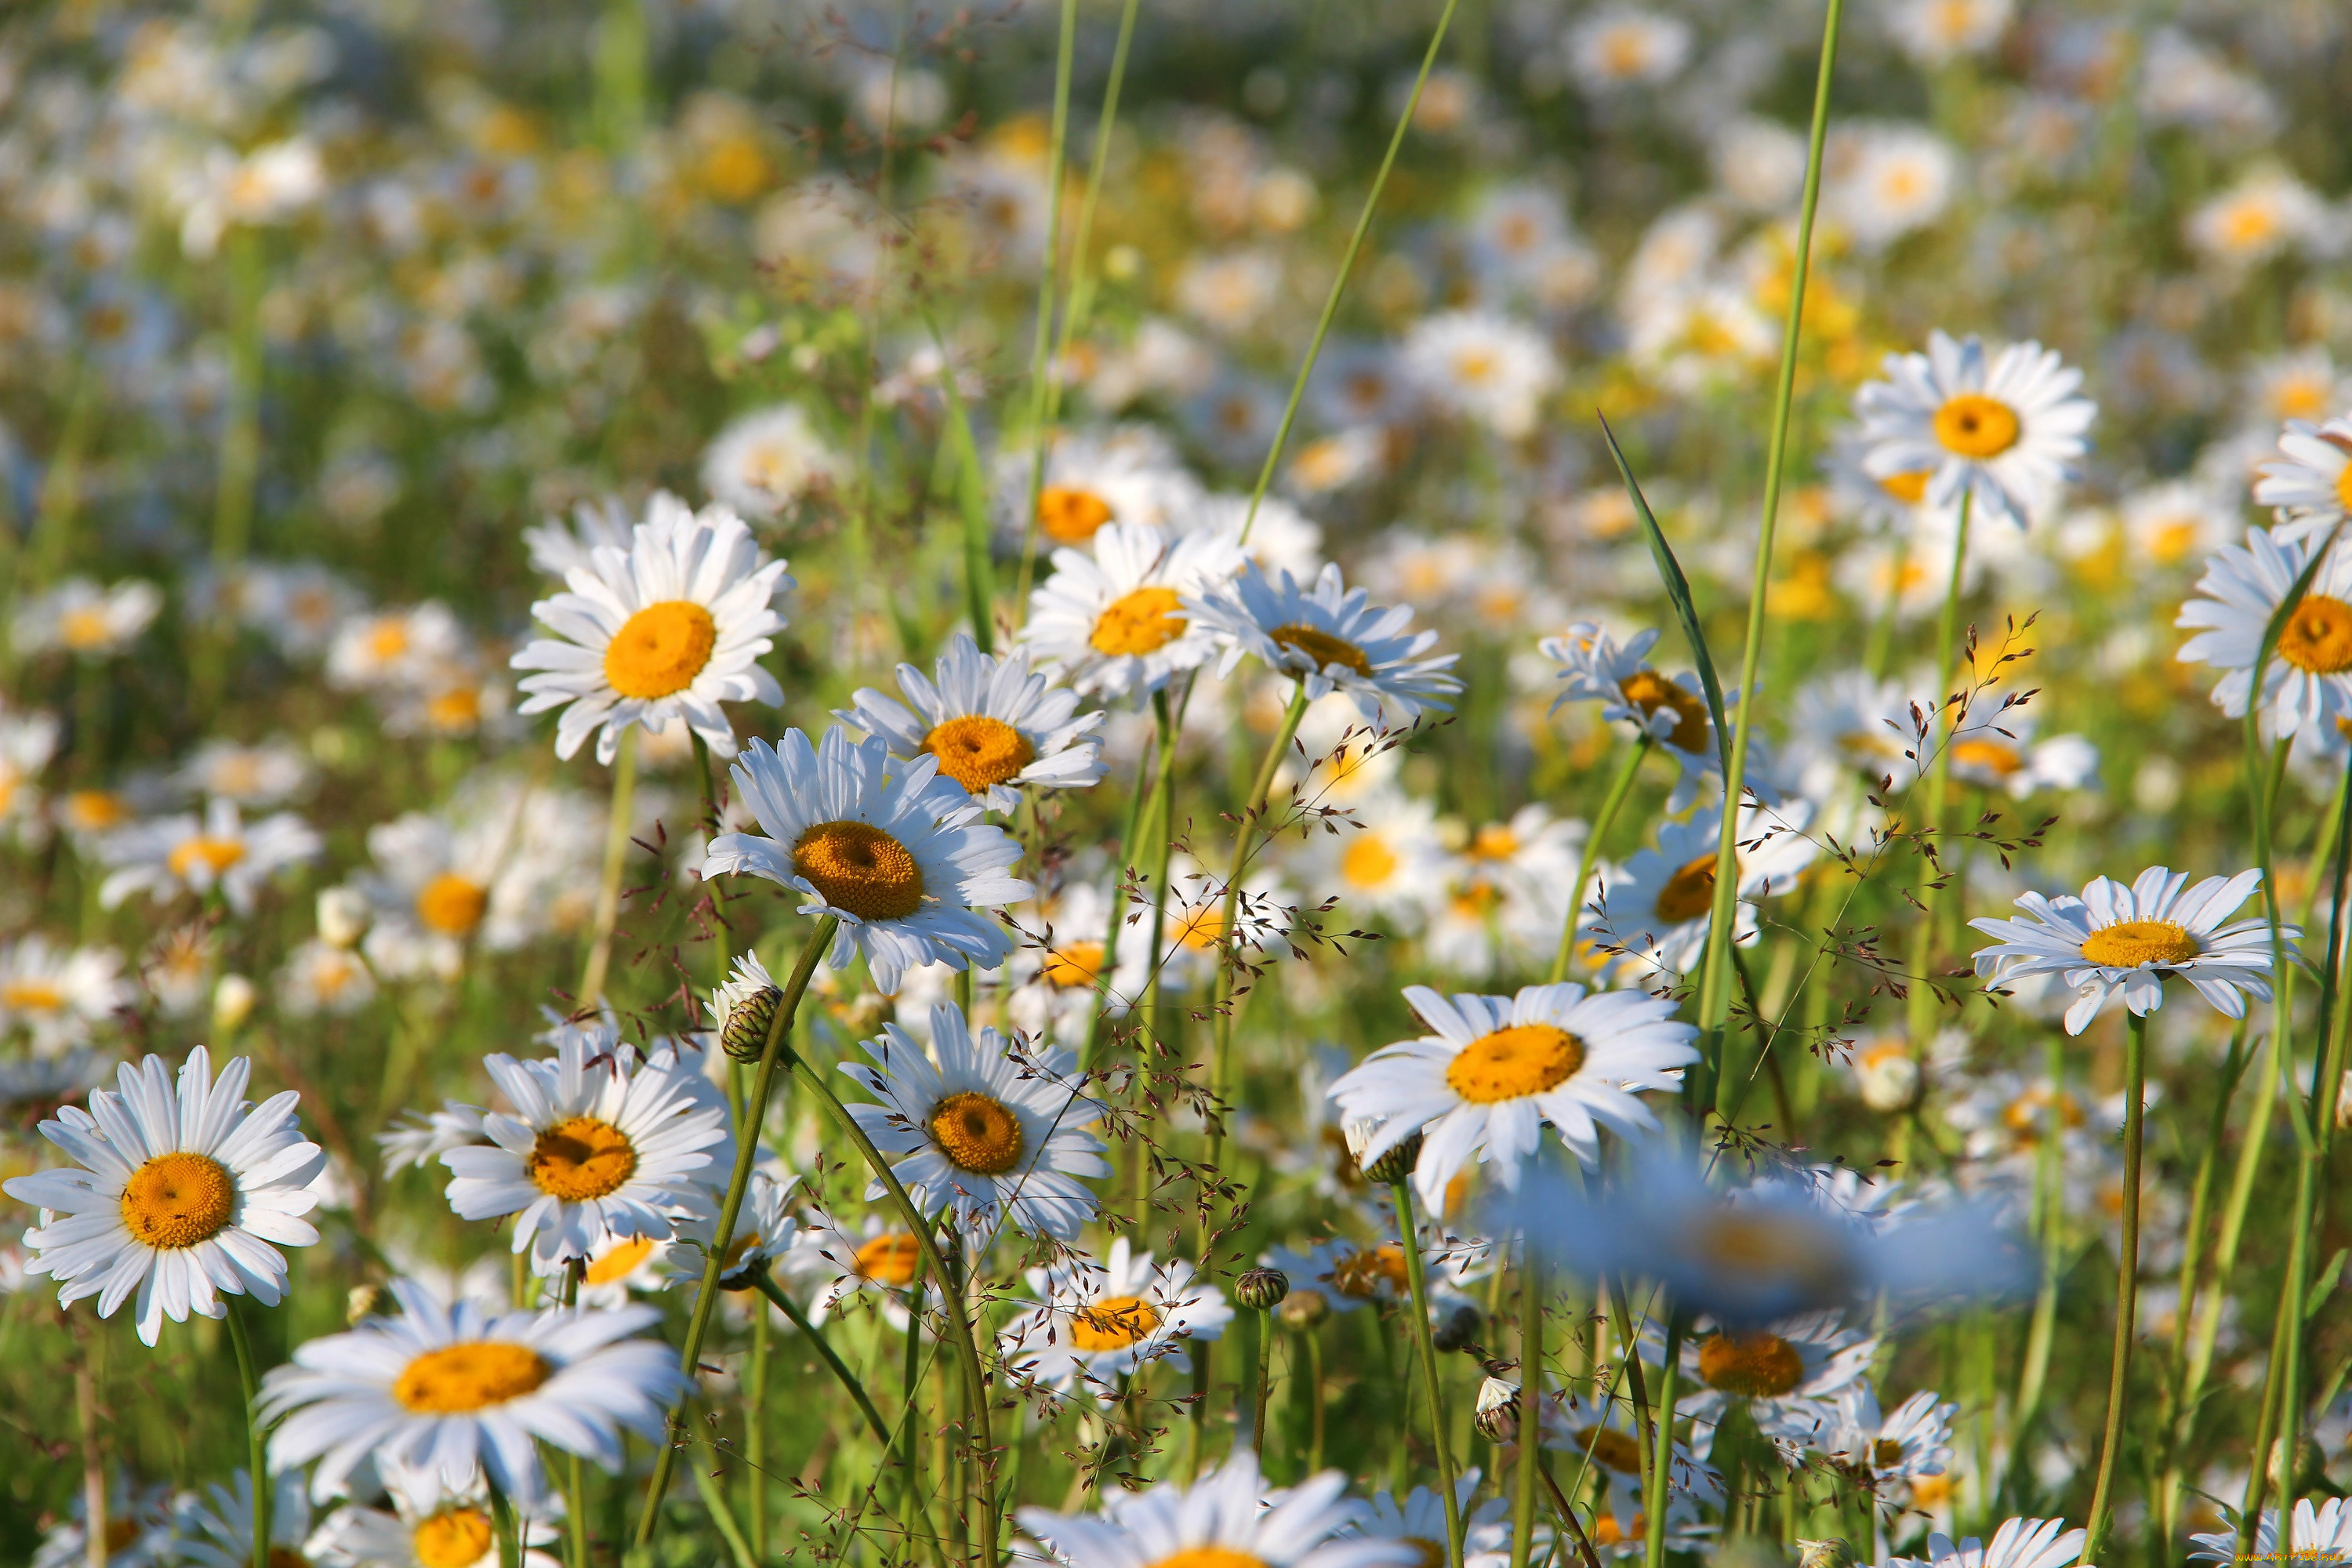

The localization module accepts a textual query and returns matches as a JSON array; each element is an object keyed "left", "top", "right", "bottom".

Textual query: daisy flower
[
  {"left": 572, "top": 1230, "right": 673, "bottom": 1310},
  {"left": 1675, "top": 1309, "right": 1880, "bottom": 1455},
  {"left": 1824, "top": 1385, "right": 1956, "bottom": 1493},
  {"left": 0, "top": 700, "right": 60, "bottom": 838},
  {"left": 441, "top": 1022, "right": 730, "bottom": 1274},
  {"left": 1969, "top": 866, "right": 2283, "bottom": 1035},
  {"left": 96, "top": 798, "right": 322, "bottom": 916},
  {"left": 259, "top": 1277, "right": 683, "bottom": 1504},
  {"left": 510, "top": 492, "right": 793, "bottom": 764},
  {"left": 1786, "top": 668, "right": 1922, "bottom": 795},
  {"left": 1399, "top": 310, "right": 1561, "bottom": 440},
  {"left": 781, "top": 1209, "right": 925, "bottom": 1330},
  {"left": 703, "top": 726, "right": 1032, "bottom": 995},
  {"left": 2254, "top": 415, "right": 2352, "bottom": 543},
  {"left": 1156, "top": 856, "right": 1292, "bottom": 992},
  {"left": 1567, "top": 7, "right": 1693, "bottom": 92},
  {"left": 1944, "top": 709, "right": 2100, "bottom": 798},
  {"left": 0, "top": 935, "right": 132, "bottom": 1054},
  {"left": 277, "top": 938, "right": 379, "bottom": 1018},
  {"left": 1015, "top": 1449, "right": 1413, "bottom": 1568},
  {"left": 11, "top": 578, "right": 164, "bottom": 659},
  {"left": 1855, "top": 330, "right": 2095, "bottom": 530},
  {"left": 307, "top": 1465, "right": 563, "bottom": 1568},
  {"left": 327, "top": 604, "right": 469, "bottom": 694},
  {"left": 2177, "top": 527, "right": 2352, "bottom": 736},
  {"left": 173, "top": 737, "right": 314, "bottom": 808},
  {"left": 523, "top": 497, "right": 635, "bottom": 583},
  {"left": 840, "top": 633, "right": 1105, "bottom": 814},
  {"left": 1190, "top": 561, "right": 1463, "bottom": 724},
  {"left": 1301, "top": 787, "right": 1452, "bottom": 931},
  {"left": 178, "top": 1470, "right": 312, "bottom": 1568},
  {"left": 998, "top": 1237, "right": 1233, "bottom": 1400},
  {"left": 1327, "top": 982, "right": 1699, "bottom": 1212},
  {"left": 2190, "top": 1497, "right": 2352, "bottom": 1567},
  {"left": 1261, "top": 1238, "right": 1421, "bottom": 1315},
  {"left": 666, "top": 1167, "right": 799, "bottom": 1291},
  {"left": 1004, "top": 882, "right": 1149, "bottom": 1045},
  {"left": 379, "top": 1102, "right": 489, "bottom": 1177},
  {"left": 840, "top": 1001, "right": 1106, "bottom": 1242},
  {"left": 1544, "top": 1392, "right": 1723, "bottom": 1523},
  {"left": 1022, "top": 521, "right": 1245, "bottom": 704},
  {"left": 3, "top": 1047, "right": 326, "bottom": 1345},
  {"left": 28, "top": 1475, "right": 184, "bottom": 1568},
  {"left": 994, "top": 424, "right": 1205, "bottom": 553},
  {"left": 2120, "top": 478, "right": 2239, "bottom": 571},
  {"left": 1586, "top": 800, "right": 1817, "bottom": 985},
  {"left": 1892, "top": 1518, "right": 2087, "bottom": 1568},
  {"left": 1352, "top": 1475, "right": 1513, "bottom": 1568},
  {"left": 1541, "top": 622, "right": 1720, "bottom": 811},
  {"left": 699, "top": 403, "right": 845, "bottom": 524}
]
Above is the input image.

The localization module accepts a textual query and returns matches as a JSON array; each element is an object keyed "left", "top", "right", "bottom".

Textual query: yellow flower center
[
  {"left": 1878, "top": 469, "right": 1932, "bottom": 504},
  {"left": 413, "top": 1508, "right": 496, "bottom": 1568},
  {"left": 927, "top": 1091, "right": 1027, "bottom": 1174},
  {"left": 1069, "top": 1294, "right": 1163, "bottom": 1352},
  {"left": 1269, "top": 623, "right": 1374, "bottom": 678},
  {"left": 1617, "top": 670, "right": 1711, "bottom": 753},
  {"left": 855, "top": 1232, "right": 921, "bottom": 1285},
  {"left": 368, "top": 620, "right": 411, "bottom": 660},
  {"left": 1401, "top": 1541, "right": 1447, "bottom": 1568},
  {"left": 920, "top": 715, "right": 1036, "bottom": 793},
  {"left": 603, "top": 601, "right": 718, "bottom": 700},
  {"left": 1575, "top": 1425, "right": 1647, "bottom": 1475},
  {"left": 1090, "top": 587, "right": 1188, "bottom": 656},
  {"left": 1153, "top": 1552, "right": 1268, "bottom": 1568},
  {"left": 118, "top": 1152, "right": 237, "bottom": 1249},
  {"left": 1036, "top": 485, "right": 1116, "bottom": 544},
  {"left": 1454, "top": 348, "right": 1497, "bottom": 385},
  {"left": 60, "top": 607, "right": 113, "bottom": 651},
  {"left": 525, "top": 1116, "right": 638, "bottom": 1201},
  {"left": 2336, "top": 465, "right": 2352, "bottom": 513},
  {"left": 1591, "top": 1515, "right": 1646, "bottom": 1548},
  {"left": 584, "top": 1234, "right": 657, "bottom": 1286},
  {"left": 2, "top": 979, "right": 65, "bottom": 1012},
  {"left": 1445, "top": 1024, "right": 1586, "bottom": 1103},
  {"left": 1342, "top": 833, "right": 1403, "bottom": 889},
  {"left": 1041, "top": 941, "right": 1104, "bottom": 989},
  {"left": 1681, "top": 1209, "right": 1851, "bottom": 1302},
  {"left": 1932, "top": 392, "right": 2021, "bottom": 459},
  {"left": 1330, "top": 1243, "right": 1410, "bottom": 1299},
  {"left": 394, "top": 1341, "right": 553, "bottom": 1414},
  {"left": 2278, "top": 594, "right": 2352, "bottom": 674},
  {"left": 66, "top": 790, "right": 129, "bottom": 831},
  {"left": 416, "top": 872, "right": 489, "bottom": 935},
  {"left": 2078, "top": 918, "right": 2201, "bottom": 968},
  {"left": 168, "top": 836, "right": 247, "bottom": 880},
  {"left": 1470, "top": 824, "right": 1519, "bottom": 861},
  {"left": 1653, "top": 852, "right": 1721, "bottom": 924},
  {"left": 104, "top": 1519, "right": 140, "bottom": 1553},
  {"left": 1873, "top": 1438, "right": 1907, "bottom": 1472},
  {"left": 1696, "top": 1330, "right": 1806, "bottom": 1398},
  {"left": 1171, "top": 903, "right": 1225, "bottom": 952},
  {"left": 2001, "top": 1084, "right": 2085, "bottom": 1139},
  {"left": 1948, "top": 738, "right": 2023, "bottom": 778},
  {"left": 426, "top": 688, "right": 483, "bottom": 731},
  {"left": 791, "top": 821, "right": 926, "bottom": 921}
]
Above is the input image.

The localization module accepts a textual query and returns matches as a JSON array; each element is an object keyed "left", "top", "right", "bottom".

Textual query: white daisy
[
  {"left": 1675, "top": 1309, "right": 1879, "bottom": 1456},
  {"left": 666, "top": 1166, "right": 799, "bottom": 1291},
  {"left": 28, "top": 1475, "right": 184, "bottom": 1568},
  {"left": 1825, "top": 1385, "right": 1956, "bottom": 1495},
  {"left": 2190, "top": 1497, "right": 2352, "bottom": 1567},
  {"left": 1855, "top": 330, "right": 2096, "bottom": 529},
  {"left": 510, "top": 492, "right": 793, "bottom": 764},
  {"left": 1328, "top": 982, "right": 1698, "bottom": 1211},
  {"left": 1171, "top": 491, "right": 1326, "bottom": 583},
  {"left": 704, "top": 726, "right": 1032, "bottom": 994},
  {"left": 307, "top": 1465, "right": 563, "bottom": 1568},
  {"left": 998, "top": 1237, "right": 1233, "bottom": 1401},
  {"left": 96, "top": 798, "right": 323, "bottom": 916},
  {"left": 1944, "top": 708, "right": 2099, "bottom": 798},
  {"left": 347, "top": 794, "right": 553, "bottom": 982},
  {"left": 326, "top": 604, "right": 469, "bottom": 694},
  {"left": 572, "top": 1231, "right": 674, "bottom": 1310},
  {"left": 1567, "top": 7, "right": 1693, "bottom": 91},
  {"left": 1016, "top": 1449, "right": 1414, "bottom": 1568},
  {"left": 840, "top": 1001, "right": 1106, "bottom": 1243},
  {"left": 1884, "top": 0, "right": 2010, "bottom": 65},
  {"left": 1587, "top": 800, "right": 1818, "bottom": 985},
  {"left": 1300, "top": 787, "right": 1452, "bottom": 931},
  {"left": 1399, "top": 310, "right": 1561, "bottom": 441},
  {"left": 2177, "top": 527, "right": 2352, "bottom": 735},
  {"left": 2254, "top": 414, "right": 2352, "bottom": 543},
  {"left": 1190, "top": 561, "right": 1463, "bottom": 724},
  {"left": 779, "top": 1208, "right": 924, "bottom": 1330},
  {"left": 1352, "top": 1475, "right": 1513, "bottom": 1568},
  {"left": 11, "top": 578, "right": 164, "bottom": 659},
  {"left": 1893, "top": 1518, "right": 2087, "bottom": 1568},
  {"left": 440, "top": 1022, "right": 731, "bottom": 1273},
  {"left": 1824, "top": 122, "right": 1958, "bottom": 252},
  {"left": 994, "top": 424, "right": 1205, "bottom": 553},
  {"left": 2120, "top": 478, "right": 2239, "bottom": 571},
  {"left": 1968, "top": 866, "right": 2282, "bottom": 1036},
  {"left": 259, "top": 1277, "right": 683, "bottom": 1504},
  {"left": 277, "top": 938, "right": 379, "bottom": 1019},
  {"left": 1022, "top": 521, "right": 1246, "bottom": 704},
  {"left": 1786, "top": 668, "right": 1922, "bottom": 795},
  {"left": 699, "top": 403, "right": 846, "bottom": 524},
  {"left": 1261, "top": 1238, "right": 1419, "bottom": 1315},
  {"left": 522, "top": 496, "right": 635, "bottom": 583},
  {"left": 379, "top": 1102, "right": 489, "bottom": 1177},
  {"left": 1540, "top": 622, "right": 1721, "bottom": 811},
  {"left": 0, "top": 700, "right": 60, "bottom": 839},
  {"left": 1156, "top": 856, "right": 1293, "bottom": 993},
  {"left": 0, "top": 935, "right": 132, "bottom": 1054},
  {"left": 1004, "top": 882, "right": 1151, "bottom": 1045},
  {"left": 3, "top": 1047, "right": 325, "bottom": 1346},
  {"left": 178, "top": 1470, "right": 313, "bottom": 1568},
  {"left": 840, "top": 633, "right": 1106, "bottom": 814}
]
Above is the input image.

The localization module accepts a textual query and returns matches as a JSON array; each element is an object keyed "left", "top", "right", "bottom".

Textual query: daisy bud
[
  {"left": 1475, "top": 1375, "right": 1521, "bottom": 1443},
  {"left": 1432, "top": 1302, "right": 1482, "bottom": 1353},
  {"left": 1797, "top": 1541, "right": 1859, "bottom": 1568},
  {"left": 1235, "top": 1267, "right": 1290, "bottom": 1311},
  {"left": 720, "top": 985, "right": 784, "bottom": 1062},
  {"left": 1277, "top": 1287, "right": 1330, "bottom": 1330},
  {"left": 1346, "top": 1117, "right": 1423, "bottom": 1186},
  {"left": 317, "top": 886, "right": 369, "bottom": 948},
  {"left": 212, "top": 974, "right": 257, "bottom": 1033},
  {"left": 346, "top": 1283, "right": 381, "bottom": 1325}
]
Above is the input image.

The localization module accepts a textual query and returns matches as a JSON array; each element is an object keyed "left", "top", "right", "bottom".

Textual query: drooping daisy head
[
  {"left": 1329, "top": 982, "right": 1699, "bottom": 1211},
  {"left": 1191, "top": 561, "right": 1463, "bottom": 724},
  {"left": 1021, "top": 521, "right": 1246, "bottom": 704},
  {"left": 703, "top": 726, "right": 1033, "bottom": 994},
  {"left": 1854, "top": 329, "right": 2095, "bottom": 530},
  {"left": 3, "top": 1047, "right": 325, "bottom": 1345},
  {"left": 511, "top": 492, "right": 793, "bottom": 764},
  {"left": 1969, "top": 865, "right": 2282, "bottom": 1035},
  {"left": 840, "top": 633, "right": 1106, "bottom": 814},
  {"left": 839, "top": 1000, "right": 1107, "bottom": 1242},
  {"left": 1540, "top": 621, "right": 1717, "bottom": 773},
  {"left": 1015, "top": 1446, "right": 1414, "bottom": 1568}
]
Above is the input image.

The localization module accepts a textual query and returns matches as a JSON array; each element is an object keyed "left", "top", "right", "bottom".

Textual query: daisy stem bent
[
  {"left": 1392, "top": 1177, "right": 1467, "bottom": 1568},
  {"left": 578, "top": 724, "right": 640, "bottom": 1012},
  {"left": 1549, "top": 732, "right": 1652, "bottom": 985},
  {"left": 2082, "top": 1007, "right": 2148, "bottom": 1566},
  {"left": 223, "top": 1297, "right": 268, "bottom": 1568},
  {"left": 1903, "top": 488, "right": 1973, "bottom": 1049},
  {"left": 635, "top": 914, "right": 837, "bottom": 1549},
  {"left": 1695, "top": 0, "right": 1847, "bottom": 1070}
]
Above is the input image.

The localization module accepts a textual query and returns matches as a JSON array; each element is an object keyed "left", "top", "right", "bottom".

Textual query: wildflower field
[{"left": 8, "top": 2, "right": 2352, "bottom": 1567}]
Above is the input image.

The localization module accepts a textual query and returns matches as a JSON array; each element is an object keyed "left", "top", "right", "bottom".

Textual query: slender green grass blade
[{"left": 1599, "top": 412, "right": 1729, "bottom": 775}]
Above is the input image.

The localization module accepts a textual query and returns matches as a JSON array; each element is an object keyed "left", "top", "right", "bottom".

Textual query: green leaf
[
  {"left": 1599, "top": 413, "right": 1730, "bottom": 776},
  {"left": 2307, "top": 1247, "right": 2347, "bottom": 1321}
]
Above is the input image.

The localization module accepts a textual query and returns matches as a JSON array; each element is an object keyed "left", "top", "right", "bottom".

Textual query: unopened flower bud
[
  {"left": 1236, "top": 1267, "right": 1290, "bottom": 1311},
  {"left": 713, "top": 953, "right": 785, "bottom": 1063},
  {"left": 1346, "top": 1118, "right": 1423, "bottom": 1185},
  {"left": 1277, "top": 1287, "right": 1330, "bottom": 1330},
  {"left": 1797, "top": 1541, "right": 1860, "bottom": 1568},
  {"left": 346, "top": 1283, "right": 383, "bottom": 1326},
  {"left": 1432, "top": 1303, "right": 1482, "bottom": 1353},
  {"left": 1475, "top": 1375, "right": 1521, "bottom": 1443},
  {"left": 212, "top": 974, "right": 257, "bottom": 1033},
  {"left": 317, "top": 885, "right": 370, "bottom": 948}
]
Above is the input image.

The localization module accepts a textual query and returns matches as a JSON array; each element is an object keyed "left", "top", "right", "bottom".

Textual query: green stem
[
  {"left": 1642, "top": 1319, "right": 1684, "bottom": 1568},
  {"left": 2082, "top": 1008, "right": 2148, "bottom": 1565},
  {"left": 579, "top": 726, "right": 641, "bottom": 1011},
  {"left": 224, "top": 1301, "right": 269, "bottom": 1568},
  {"left": 560, "top": 1260, "right": 590, "bottom": 1568},
  {"left": 1010, "top": 0, "right": 1081, "bottom": 613},
  {"left": 1392, "top": 1179, "right": 1465, "bottom": 1568},
  {"left": 1904, "top": 490, "right": 1973, "bottom": 1047},
  {"left": 1694, "top": 0, "right": 1847, "bottom": 1059},
  {"left": 636, "top": 917, "right": 837, "bottom": 1548},
  {"left": 1511, "top": 1255, "right": 1543, "bottom": 1568},
  {"left": 1138, "top": 688, "right": 1184, "bottom": 1034},
  {"left": 748, "top": 1286, "right": 768, "bottom": 1562},
  {"left": 489, "top": 1476, "right": 521, "bottom": 1568},
  {"left": 1080, "top": 735, "right": 1162, "bottom": 1073},
  {"left": 2153, "top": 1026, "right": 2247, "bottom": 1538},
  {"left": 1549, "top": 735, "right": 1651, "bottom": 985},
  {"left": 30, "top": 362, "right": 96, "bottom": 587},
  {"left": 753, "top": 1271, "right": 895, "bottom": 1448},
  {"left": 689, "top": 1454, "right": 757, "bottom": 1568},
  {"left": 1254, "top": 1308, "right": 1276, "bottom": 1456}
]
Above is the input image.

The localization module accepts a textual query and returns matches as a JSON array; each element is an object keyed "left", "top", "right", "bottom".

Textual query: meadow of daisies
[{"left": 9, "top": 2, "right": 2352, "bottom": 1567}]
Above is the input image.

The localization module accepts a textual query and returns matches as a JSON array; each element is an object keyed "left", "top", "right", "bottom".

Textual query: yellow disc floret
[
  {"left": 854, "top": 1232, "right": 921, "bottom": 1285},
  {"left": 2278, "top": 594, "right": 2352, "bottom": 675},
  {"left": 413, "top": 1508, "right": 496, "bottom": 1568},
  {"left": 2078, "top": 919, "right": 2201, "bottom": 968},
  {"left": 1653, "top": 852, "right": 1722, "bottom": 924},
  {"left": 1933, "top": 393, "right": 2021, "bottom": 459},
  {"left": 394, "top": 1341, "right": 553, "bottom": 1413},
  {"left": 169, "top": 836, "right": 247, "bottom": 881},
  {"left": 416, "top": 872, "right": 489, "bottom": 935},
  {"left": 1269, "top": 623, "right": 1374, "bottom": 678},
  {"left": 525, "top": 1116, "right": 638, "bottom": 1201},
  {"left": 119, "top": 1152, "right": 237, "bottom": 1249},
  {"left": 1445, "top": 1024, "right": 1586, "bottom": 1104},
  {"left": 1069, "top": 1294, "right": 1163, "bottom": 1352},
  {"left": 921, "top": 716, "right": 1036, "bottom": 793},
  {"left": 603, "top": 601, "right": 718, "bottom": 700},
  {"left": 1696, "top": 1330, "right": 1806, "bottom": 1398},
  {"left": 928, "top": 1091, "right": 1027, "bottom": 1174},
  {"left": 1036, "top": 485, "right": 1115, "bottom": 544},
  {"left": 1090, "top": 587, "right": 1188, "bottom": 656},
  {"left": 1617, "top": 670, "right": 1711, "bottom": 753},
  {"left": 792, "top": 821, "right": 926, "bottom": 920}
]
